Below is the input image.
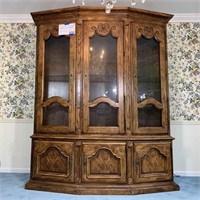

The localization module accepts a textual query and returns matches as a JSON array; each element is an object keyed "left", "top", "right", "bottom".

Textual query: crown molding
[
  {"left": 0, "top": 14, "right": 33, "bottom": 23},
  {"left": 0, "top": 13, "right": 200, "bottom": 23},
  {"left": 170, "top": 13, "right": 200, "bottom": 22}
]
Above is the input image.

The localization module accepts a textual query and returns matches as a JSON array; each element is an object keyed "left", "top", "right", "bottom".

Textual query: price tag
[{"left": 58, "top": 23, "right": 76, "bottom": 36}]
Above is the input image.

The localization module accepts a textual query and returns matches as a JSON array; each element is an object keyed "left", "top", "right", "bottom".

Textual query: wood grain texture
[{"left": 26, "top": 6, "right": 179, "bottom": 195}]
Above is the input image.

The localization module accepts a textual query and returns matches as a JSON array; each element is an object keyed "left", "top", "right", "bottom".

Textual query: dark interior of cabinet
[
  {"left": 137, "top": 36, "right": 162, "bottom": 127},
  {"left": 43, "top": 103, "right": 69, "bottom": 126},
  {"left": 43, "top": 36, "right": 70, "bottom": 126},
  {"left": 89, "top": 34, "right": 118, "bottom": 126}
]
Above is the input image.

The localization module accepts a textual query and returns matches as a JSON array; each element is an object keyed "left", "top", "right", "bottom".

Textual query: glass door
[
  {"left": 132, "top": 24, "right": 168, "bottom": 134},
  {"left": 83, "top": 22, "right": 124, "bottom": 134},
  {"left": 35, "top": 24, "right": 75, "bottom": 133}
]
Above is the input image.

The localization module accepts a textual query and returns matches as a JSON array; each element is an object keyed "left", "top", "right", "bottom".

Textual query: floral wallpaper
[
  {"left": 0, "top": 22, "right": 199, "bottom": 121},
  {"left": 0, "top": 23, "right": 36, "bottom": 119},
  {"left": 167, "top": 23, "right": 200, "bottom": 121}
]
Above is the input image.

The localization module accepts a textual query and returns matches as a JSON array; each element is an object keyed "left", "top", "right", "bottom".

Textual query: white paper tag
[{"left": 58, "top": 23, "right": 76, "bottom": 36}]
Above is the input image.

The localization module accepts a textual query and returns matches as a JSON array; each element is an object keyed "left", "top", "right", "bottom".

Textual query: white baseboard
[
  {"left": 0, "top": 168, "right": 30, "bottom": 173},
  {"left": 174, "top": 171, "right": 200, "bottom": 177}
]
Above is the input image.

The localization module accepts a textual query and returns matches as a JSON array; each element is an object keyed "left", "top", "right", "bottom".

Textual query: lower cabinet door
[
  {"left": 133, "top": 141, "right": 173, "bottom": 183},
  {"left": 32, "top": 140, "right": 74, "bottom": 182},
  {"left": 82, "top": 142, "right": 127, "bottom": 183}
]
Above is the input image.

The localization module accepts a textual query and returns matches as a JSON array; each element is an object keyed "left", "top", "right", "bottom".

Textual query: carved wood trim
[
  {"left": 138, "top": 98, "right": 163, "bottom": 110},
  {"left": 136, "top": 25, "right": 163, "bottom": 42},
  {"left": 43, "top": 25, "right": 59, "bottom": 39},
  {"left": 89, "top": 96, "right": 119, "bottom": 108},
  {"left": 42, "top": 96, "right": 70, "bottom": 108},
  {"left": 90, "top": 23, "right": 118, "bottom": 38}
]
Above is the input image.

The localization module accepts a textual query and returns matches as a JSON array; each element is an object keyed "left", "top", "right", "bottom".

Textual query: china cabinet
[{"left": 25, "top": 6, "right": 180, "bottom": 195}]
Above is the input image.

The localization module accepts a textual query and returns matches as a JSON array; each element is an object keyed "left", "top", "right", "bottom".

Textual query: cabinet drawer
[
  {"left": 32, "top": 140, "right": 74, "bottom": 182},
  {"left": 82, "top": 142, "right": 127, "bottom": 183},
  {"left": 133, "top": 141, "right": 173, "bottom": 183}
]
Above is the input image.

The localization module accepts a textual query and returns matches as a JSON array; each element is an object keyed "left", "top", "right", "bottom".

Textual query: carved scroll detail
[
  {"left": 90, "top": 23, "right": 117, "bottom": 37},
  {"left": 43, "top": 25, "right": 59, "bottom": 39},
  {"left": 137, "top": 26, "right": 161, "bottom": 41},
  {"left": 138, "top": 26, "right": 154, "bottom": 38},
  {"left": 97, "top": 23, "right": 110, "bottom": 33}
]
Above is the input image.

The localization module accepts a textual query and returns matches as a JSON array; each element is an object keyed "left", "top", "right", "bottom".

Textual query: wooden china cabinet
[{"left": 25, "top": 6, "right": 180, "bottom": 194}]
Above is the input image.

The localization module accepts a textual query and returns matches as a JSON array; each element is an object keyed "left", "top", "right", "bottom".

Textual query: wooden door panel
[
  {"left": 82, "top": 21, "right": 124, "bottom": 134},
  {"left": 35, "top": 24, "right": 76, "bottom": 133},
  {"left": 131, "top": 23, "right": 168, "bottom": 134},
  {"left": 133, "top": 142, "right": 173, "bottom": 183},
  {"left": 32, "top": 140, "right": 74, "bottom": 182},
  {"left": 82, "top": 142, "right": 126, "bottom": 183}
]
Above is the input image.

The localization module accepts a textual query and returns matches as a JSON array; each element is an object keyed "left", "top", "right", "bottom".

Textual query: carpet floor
[{"left": 0, "top": 173, "right": 200, "bottom": 200}]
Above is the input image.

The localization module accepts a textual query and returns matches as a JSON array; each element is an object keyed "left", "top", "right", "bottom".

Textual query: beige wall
[
  {"left": 171, "top": 122, "right": 200, "bottom": 176},
  {"left": 0, "top": 119, "right": 200, "bottom": 176},
  {"left": 0, "top": 119, "right": 32, "bottom": 172}
]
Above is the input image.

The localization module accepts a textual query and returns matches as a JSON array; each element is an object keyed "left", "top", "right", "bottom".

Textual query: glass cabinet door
[
  {"left": 132, "top": 25, "right": 168, "bottom": 134},
  {"left": 137, "top": 37, "right": 161, "bottom": 127},
  {"left": 83, "top": 22, "right": 124, "bottom": 134},
  {"left": 89, "top": 35, "right": 118, "bottom": 127},
  {"left": 35, "top": 24, "right": 75, "bottom": 133}
]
